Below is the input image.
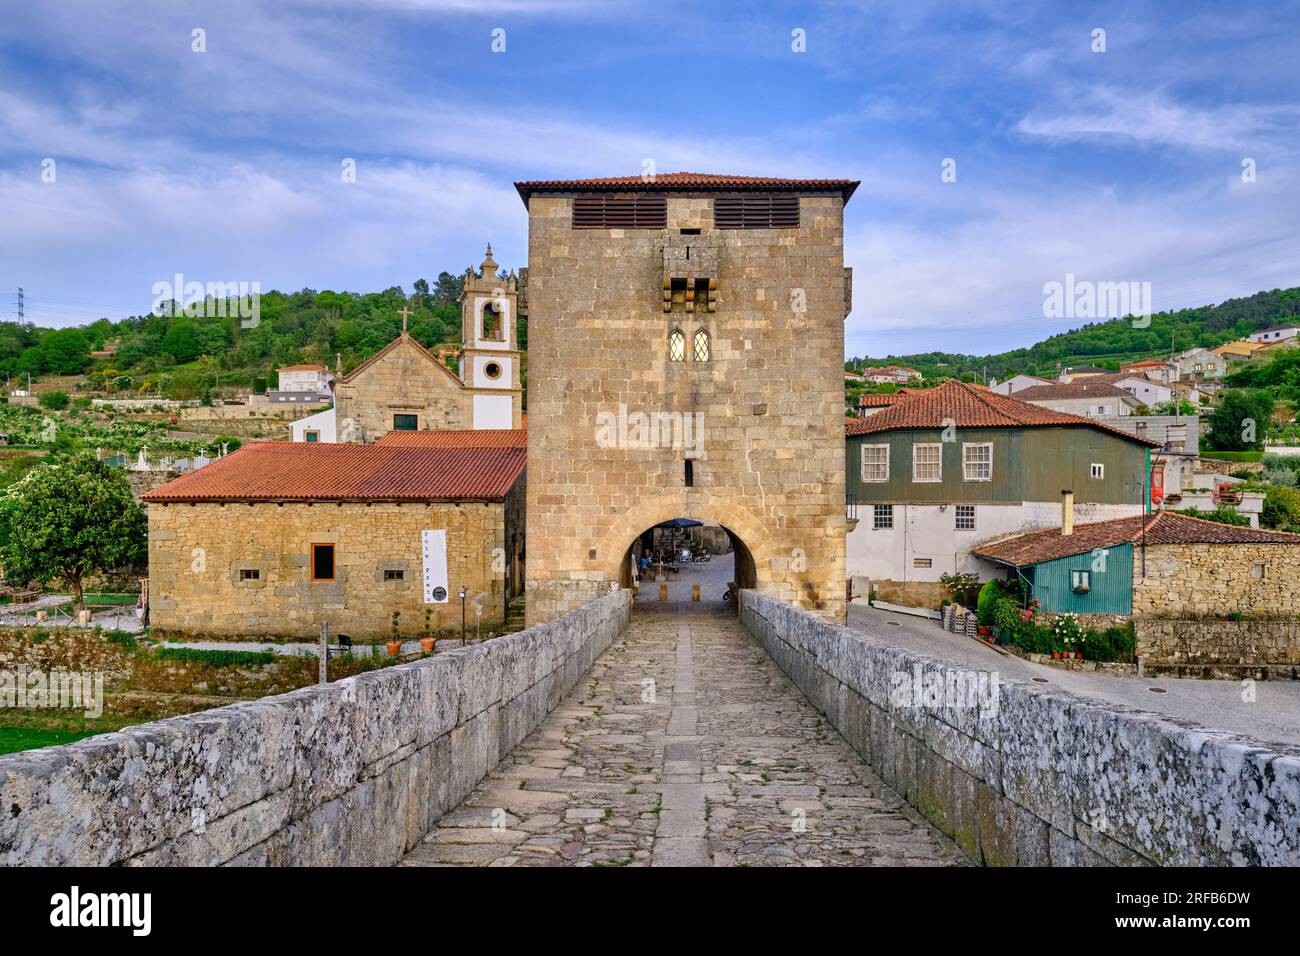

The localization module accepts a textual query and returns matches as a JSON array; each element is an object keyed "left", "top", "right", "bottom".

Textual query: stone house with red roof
[
  {"left": 845, "top": 381, "right": 1158, "bottom": 606},
  {"left": 972, "top": 510, "right": 1300, "bottom": 620},
  {"left": 142, "top": 439, "right": 526, "bottom": 638}
]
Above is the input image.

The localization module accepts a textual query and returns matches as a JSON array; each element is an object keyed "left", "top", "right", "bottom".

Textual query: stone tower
[
  {"left": 516, "top": 172, "right": 857, "bottom": 625},
  {"left": 459, "top": 244, "right": 524, "bottom": 429}
]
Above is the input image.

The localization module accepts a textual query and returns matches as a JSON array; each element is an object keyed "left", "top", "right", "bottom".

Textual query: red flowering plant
[{"left": 1019, "top": 597, "right": 1040, "bottom": 623}]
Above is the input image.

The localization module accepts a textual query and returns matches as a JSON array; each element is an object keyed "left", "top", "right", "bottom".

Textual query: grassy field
[{"left": 0, "top": 726, "right": 103, "bottom": 755}]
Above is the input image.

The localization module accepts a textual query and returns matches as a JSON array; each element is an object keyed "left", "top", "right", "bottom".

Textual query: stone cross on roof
[{"left": 398, "top": 304, "right": 413, "bottom": 333}]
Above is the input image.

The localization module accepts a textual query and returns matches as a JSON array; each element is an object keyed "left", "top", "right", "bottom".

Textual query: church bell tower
[{"left": 460, "top": 244, "right": 523, "bottom": 429}]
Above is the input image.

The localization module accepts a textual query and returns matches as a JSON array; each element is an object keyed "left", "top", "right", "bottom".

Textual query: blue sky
[{"left": 1, "top": 0, "right": 1298, "bottom": 355}]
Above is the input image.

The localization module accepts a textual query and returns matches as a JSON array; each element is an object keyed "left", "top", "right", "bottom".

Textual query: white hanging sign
[{"left": 421, "top": 529, "right": 449, "bottom": 604}]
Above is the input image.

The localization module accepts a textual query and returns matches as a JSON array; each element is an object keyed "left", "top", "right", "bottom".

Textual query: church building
[{"left": 334, "top": 245, "right": 524, "bottom": 443}]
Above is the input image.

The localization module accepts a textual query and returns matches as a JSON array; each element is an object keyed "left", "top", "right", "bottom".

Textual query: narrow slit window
[{"left": 684, "top": 460, "right": 694, "bottom": 487}]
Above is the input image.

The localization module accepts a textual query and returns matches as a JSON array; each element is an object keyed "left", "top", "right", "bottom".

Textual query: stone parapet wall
[
  {"left": 1136, "top": 618, "right": 1300, "bottom": 667},
  {"left": 0, "top": 589, "right": 631, "bottom": 866},
  {"left": 740, "top": 590, "right": 1300, "bottom": 866}
]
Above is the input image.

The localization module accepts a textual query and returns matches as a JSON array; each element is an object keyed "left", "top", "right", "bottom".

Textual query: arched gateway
[{"left": 516, "top": 172, "right": 858, "bottom": 625}]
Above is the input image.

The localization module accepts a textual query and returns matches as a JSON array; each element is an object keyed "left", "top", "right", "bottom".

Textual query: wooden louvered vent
[
  {"left": 572, "top": 196, "right": 667, "bottom": 229},
  {"left": 714, "top": 195, "right": 800, "bottom": 229}
]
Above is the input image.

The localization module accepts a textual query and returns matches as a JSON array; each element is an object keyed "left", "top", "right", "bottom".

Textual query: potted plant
[
  {"left": 387, "top": 610, "right": 402, "bottom": 657},
  {"left": 420, "top": 607, "right": 436, "bottom": 654}
]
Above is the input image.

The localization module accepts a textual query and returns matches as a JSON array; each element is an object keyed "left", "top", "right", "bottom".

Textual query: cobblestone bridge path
[{"left": 402, "top": 604, "right": 964, "bottom": 867}]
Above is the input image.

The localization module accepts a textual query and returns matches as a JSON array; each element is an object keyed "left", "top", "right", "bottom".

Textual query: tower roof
[{"left": 514, "top": 172, "right": 859, "bottom": 205}]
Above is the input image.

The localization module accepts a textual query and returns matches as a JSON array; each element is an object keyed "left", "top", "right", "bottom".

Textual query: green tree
[
  {"left": 161, "top": 318, "right": 202, "bottom": 363},
  {"left": 0, "top": 455, "right": 147, "bottom": 605},
  {"left": 38, "top": 327, "right": 92, "bottom": 374},
  {"left": 1205, "top": 389, "right": 1274, "bottom": 451},
  {"left": 1261, "top": 485, "right": 1300, "bottom": 529},
  {"left": 38, "top": 391, "right": 69, "bottom": 410}
]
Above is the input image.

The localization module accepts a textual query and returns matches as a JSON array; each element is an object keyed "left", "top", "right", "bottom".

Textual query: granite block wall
[{"left": 0, "top": 589, "right": 631, "bottom": 867}]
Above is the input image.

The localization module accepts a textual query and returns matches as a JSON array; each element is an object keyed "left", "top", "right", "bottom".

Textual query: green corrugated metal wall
[{"left": 1026, "top": 541, "right": 1133, "bottom": 614}]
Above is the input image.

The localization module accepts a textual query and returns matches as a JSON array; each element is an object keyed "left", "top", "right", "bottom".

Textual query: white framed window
[
  {"left": 912, "top": 443, "right": 941, "bottom": 482},
  {"left": 1090, "top": 462, "right": 1104, "bottom": 479},
  {"left": 962, "top": 442, "right": 993, "bottom": 481},
  {"left": 955, "top": 505, "right": 975, "bottom": 530},
  {"left": 873, "top": 504, "right": 893, "bottom": 529},
  {"left": 861, "top": 444, "right": 889, "bottom": 483}
]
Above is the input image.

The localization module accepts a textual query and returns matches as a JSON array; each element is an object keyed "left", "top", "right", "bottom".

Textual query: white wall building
[
  {"left": 289, "top": 406, "right": 337, "bottom": 443},
  {"left": 987, "top": 374, "right": 1052, "bottom": 395},
  {"left": 1015, "top": 382, "right": 1139, "bottom": 418},
  {"left": 276, "top": 365, "right": 335, "bottom": 395},
  {"left": 1247, "top": 324, "right": 1300, "bottom": 345},
  {"left": 1110, "top": 376, "right": 1173, "bottom": 407}
]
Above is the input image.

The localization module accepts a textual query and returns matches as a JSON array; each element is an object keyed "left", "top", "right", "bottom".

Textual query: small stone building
[
  {"left": 334, "top": 246, "right": 523, "bottom": 443},
  {"left": 142, "top": 439, "right": 525, "bottom": 638},
  {"left": 972, "top": 510, "right": 1300, "bottom": 617}
]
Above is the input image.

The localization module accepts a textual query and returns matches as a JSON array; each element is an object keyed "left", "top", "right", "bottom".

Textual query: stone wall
[
  {"left": 1136, "top": 618, "right": 1300, "bottom": 670},
  {"left": 740, "top": 590, "right": 1300, "bottom": 866},
  {"left": 335, "top": 334, "right": 470, "bottom": 443},
  {"left": 1131, "top": 542, "right": 1300, "bottom": 616},
  {"left": 525, "top": 192, "right": 847, "bottom": 626},
  {"left": 147, "top": 497, "right": 519, "bottom": 638},
  {"left": 0, "top": 589, "right": 631, "bottom": 866}
]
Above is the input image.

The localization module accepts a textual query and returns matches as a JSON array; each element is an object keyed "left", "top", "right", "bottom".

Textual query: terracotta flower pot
[
  {"left": 977, "top": 626, "right": 990, "bottom": 636},
  {"left": 1051, "top": 651, "right": 1061, "bottom": 660},
  {"left": 420, "top": 637, "right": 436, "bottom": 654},
  {"left": 386, "top": 640, "right": 402, "bottom": 657}
]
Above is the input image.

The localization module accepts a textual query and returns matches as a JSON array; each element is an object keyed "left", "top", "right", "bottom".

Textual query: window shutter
[
  {"left": 715, "top": 195, "right": 800, "bottom": 229},
  {"left": 573, "top": 196, "right": 667, "bottom": 229}
]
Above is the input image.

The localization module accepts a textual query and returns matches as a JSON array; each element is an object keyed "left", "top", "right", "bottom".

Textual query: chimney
[{"left": 1061, "top": 489, "right": 1075, "bottom": 536}]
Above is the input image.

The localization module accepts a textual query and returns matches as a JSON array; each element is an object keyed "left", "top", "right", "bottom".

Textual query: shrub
[
  {"left": 154, "top": 647, "right": 276, "bottom": 667},
  {"left": 939, "top": 571, "right": 981, "bottom": 607},
  {"left": 1082, "top": 623, "right": 1136, "bottom": 663},
  {"left": 992, "top": 597, "right": 1020, "bottom": 634},
  {"left": 38, "top": 391, "right": 69, "bottom": 410},
  {"left": 976, "top": 581, "right": 1000, "bottom": 626},
  {"left": 1013, "top": 622, "right": 1053, "bottom": 655},
  {"left": 1048, "top": 613, "right": 1083, "bottom": 654},
  {"left": 1262, "top": 485, "right": 1300, "bottom": 529}
]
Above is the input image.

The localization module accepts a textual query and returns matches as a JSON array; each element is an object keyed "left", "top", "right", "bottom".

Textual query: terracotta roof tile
[
  {"left": 376, "top": 428, "right": 526, "bottom": 448},
  {"left": 277, "top": 364, "right": 328, "bottom": 372},
  {"left": 1015, "top": 382, "right": 1138, "bottom": 400},
  {"left": 972, "top": 511, "right": 1300, "bottom": 566},
  {"left": 515, "top": 171, "right": 859, "bottom": 203},
  {"left": 843, "top": 380, "right": 1158, "bottom": 445},
  {"left": 141, "top": 442, "right": 525, "bottom": 503}
]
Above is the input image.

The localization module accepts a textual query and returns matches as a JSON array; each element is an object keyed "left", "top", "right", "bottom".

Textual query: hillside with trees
[{"left": 847, "top": 286, "right": 1300, "bottom": 383}]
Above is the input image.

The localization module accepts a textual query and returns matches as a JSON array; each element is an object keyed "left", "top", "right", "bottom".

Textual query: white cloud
[{"left": 1017, "top": 88, "right": 1300, "bottom": 152}]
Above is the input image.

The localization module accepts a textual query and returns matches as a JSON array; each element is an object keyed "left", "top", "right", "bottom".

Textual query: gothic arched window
[
  {"left": 668, "top": 328, "right": 686, "bottom": 362},
  {"left": 693, "top": 329, "right": 710, "bottom": 362}
]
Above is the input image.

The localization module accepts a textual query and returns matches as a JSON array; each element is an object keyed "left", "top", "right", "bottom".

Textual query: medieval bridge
[{"left": 2, "top": 589, "right": 1296, "bottom": 867}]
